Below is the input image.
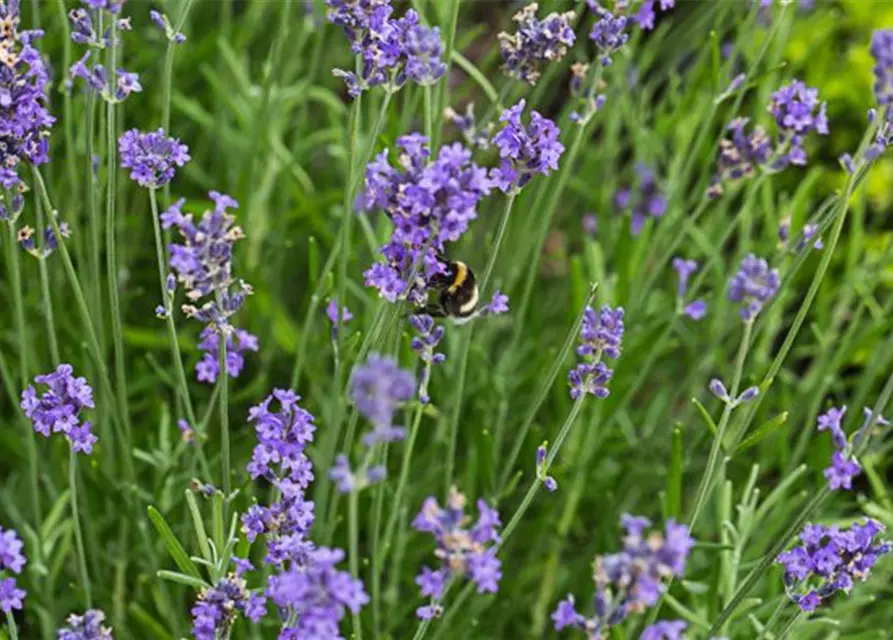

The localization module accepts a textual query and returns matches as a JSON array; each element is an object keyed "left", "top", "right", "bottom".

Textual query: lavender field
[{"left": 1, "top": 0, "right": 893, "bottom": 638}]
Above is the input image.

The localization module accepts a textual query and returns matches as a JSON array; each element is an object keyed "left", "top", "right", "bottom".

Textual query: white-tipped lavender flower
[
  {"left": 552, "top": 515, "right": 694, "bottom": 635},
  {"left": 118, "top": 129, "right": 190, "bottom": 188},
  {"left": 776, "top": 519, "right": 891, "bottom": 612},
  {"left": 588, "top": 2, "right": 629, "bottom": 66},
  {"left": 499, "top": 3, "right": 576, "bottom": 86},
  {"left": 57, "top": 609, "right": 114, "bottom": 639},
  {"left": 727, "top": 253, "right": 779, "bottom": 322},
  {"left": 736, "top": 386, "right": 759, "bottom": 404},
  {"left": 162, "top": 193, "right": 252, "bottom": 333},
  {"left": 413, "top": 487, "right": 502, "bottom": 615},
  {"left": 708, "top": 378, "right": 729, "bottom": 402},
  {"left": 491, "top": 99, "right": 565, "bottom": 193}
]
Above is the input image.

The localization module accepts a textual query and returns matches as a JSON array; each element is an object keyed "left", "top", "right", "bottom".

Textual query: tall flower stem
[
  {"left": 496, "top": 284, "right": 598, "bottom": 495},
  {"left": 162, "top": 0, "right": 195, "bottom": 134},
  {"left": 34, "top": 169, "right": 132, "bottom": 480},
  {"left": 69, "top": 449, "right": 93, "bottom": 607},
  {"left": 148, "top": 189, "right": 211, "bottom": 479},
  {"left": 431, "top": 0, "right": 460, "bottom": 152},
  {"left": 218, "top": 331, "right": 231, "bottom": 498},
  {"left": 511, "top": 123, "right": 587, "bottom": 344},
  {"left": 687, "top": 320, "right": 753, "bottom": 530},
  {"left": 54, "top": 0, "right": 80, "bottom": 248},
  {"left": 348, "top": 485, "right": 364, "bottom": 640},
  {"left": 5, "top": 612, "right": 19, "bottom": 640},
  {"left": 104, "top": 19, "right": 134, "bottom": 467},
  {"left": 84, "top": 93, "right": 104, "bottom": 344},
  {"left": 444, "top": 192, "right": 517, "bottom": 492},
  {"left": 4, "top": 223, "right": 40, "bottom": 525},
  {"left": 378, "top": 399, "right": 425, "bottom": 561},
  {"left": 33, "top": 173, "right": 60, "bottom": 364}
]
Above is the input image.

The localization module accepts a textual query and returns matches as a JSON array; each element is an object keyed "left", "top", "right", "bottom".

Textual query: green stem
[
  {"left": 219, "top": 332, "right": 231, "bottom": 497},
  {"left": 496, "top": 285, "right": 598, "bottom": 495},
  {"left": 162, "top": 0, "right": 195, "bottom": 133},
  {"left": 348, "top": 486, "right": 363, "bottom": 640},
  {"left": 754, "top": 597, "right": 790, "bottom": 640},
  {"left": 84, "top": 91, "right": 104, "bottom": 345},
  {"left": 105, "top": 19, "right": 133, "bottom": 468},
  {"left": 774, "top": 610, "right": 805, "bottom": 640},
  {"left": 444, "top": 193, "right": 517, "bottom": 492},
  {"left": 687, "top": 320, "right": 753, "bottom": 530},
  {"left": 69, "top": 449, "right": 93, "bottom": 607},
  {"left": 431, "top": 0, "right": 460, "bottom": 152},
  {"left": 499, "top": 395, "right": 587, "bottom": 545},
  {"left": 379, "top": 401, "right": 425, "bottom": 561},
  {"left": 511, "top": 124, "right": 587, "bottom": 342},
  {"left": 33, "top": 175, "right": 60, "bottom": 364},
  {"left": 423, "top": 84, "right": 434, "bottom": 148},
  {"left": 148, "top": 189, "right": 212, "bottom": 479},
  {"left": 5, "top": 223, "right": 40, "bottom": 525},
  {"left": 34, "top": 169, "right": 131, "bottom": 478},
  {"left": 5, "top": 611, "right": 19, "bottom": 640}
]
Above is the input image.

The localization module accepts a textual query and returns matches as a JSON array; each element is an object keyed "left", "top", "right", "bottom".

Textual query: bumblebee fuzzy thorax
[{"left": 423, "top": 260, "right": 480, "bottom": 320}]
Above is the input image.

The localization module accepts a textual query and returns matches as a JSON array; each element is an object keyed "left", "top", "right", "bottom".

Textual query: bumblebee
[{"left": 422, "top": 259, "right": 480, "bottom": 321}]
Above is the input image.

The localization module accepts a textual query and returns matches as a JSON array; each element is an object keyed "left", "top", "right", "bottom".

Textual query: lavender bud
[
  {"left": 736, "top": 386, "right": 759, "bottom": 404},
  {"left": 709, "top": 378, "right": 729, "bottom": 402}
]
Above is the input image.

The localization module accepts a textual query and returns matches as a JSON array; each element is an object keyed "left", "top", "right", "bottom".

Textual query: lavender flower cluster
[
  {"left": 118, "top": 128, "right": 190, "bottom": 189},
  {"left": 331, "top": 355, "right": 416, "bottom": 492},
  {"left": 569, "top": 304, "right": 624, "bottom": 399},
  {"left": 413, "top": 487, "right": 502, "bottom": 619},
  {"left": 410, "top": 314, "right": 445, "bottom": 404},
  {"left": 327, "top": 0, "right": 445, "bottom": 98},
  {"left": 491, "top": 99, "right": 564, "bottom": 193},
  {"left": 553, "top": 514, "right": 693, "bottom": 636},
  {"left": 0, "top": 525, "right": 26, "bottom": 615},
  {"left": 0, "top": 0, "right": 54, "bottom": 189},
  {"left": 20, "top": 364, "right": 97, "bottom": 454},
  {"left": 362, "top": 134, "right": 491, "bottom": 304},
  {"left": 69, "top": 1, "right": 142, "bottom": 103},
  {"left": 57, "top": 609, "right": 114, "bottom": 640},
  {"left": 711, "top": 80, "right": 828, "bottom": 196},
  {"left": 728, "top": 253, "right": 780, "bottom": 322},
  {"left": 817, "top": 406, "right": 890, "bottom": 490},
  {"left": 240, "top": 389, "right": 369, "bottom": 635},
  {"left": 499, "top": 4, "right": 576, "bottom": 86},
  {"left": 162, "top": 193, "right": 253, "bottom": 332},
  {"left": 776, "top": 519, "right": 891, "bottom": 612},
  {"left": 672, "top": 258, "right": 707, "bottom": 320},
  {"left": 194, "top": 326, "right": 259, "bottom": 384},
  {"left": 615, "top": 164, "right": 667, "bottom": 235},
  {"left": 191, "top": 564, "right": 265, "bottom": 640}
]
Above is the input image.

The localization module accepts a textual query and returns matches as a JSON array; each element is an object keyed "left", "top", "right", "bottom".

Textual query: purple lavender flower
[
  {"left": 413, "top": 487, "right": 502, "bottom": 614},
  {"left": 163, "top": 193, "right": 252, "bottom": 332},
  {"left": 491, "top": 100, "right": 564, "bottom": 193},
  {"left": 69, "top": 53, "right": 142, "bottom": 103},
  {"left": 641, "top": 620, "right": 687, "bottom": 640},
  {"left": 266, "top": 547, "right": 368, "bottom": 637},
  {"left": 484, "top": 291, "right": 510, "bottom": 315},
  {"left": 615, "top": 164, "right": 667, "bottom": 235},
  {"left": 0, "top": 577, "right": 25, "bottom": 614},
  {"left": 177, "top": 419, "right": 196, "bottom": 444},
  {"left": 552, "top": 515, "right": 694, "bottom": 635},
  {"left": 242, "top": 389, "right": 316, "bottom": 567},
  {"left": 672, "top": 258, "right": 707, "bottom": 320},
  {"left": 150, "top": 9, "right": 186, "bottom": 44},
  {"left": 191, "top": 574, "right": 263, "bottom": 640},
  {"left": 536, "top": 443, "right": 558, "bottom": 491},
  {"left": 709, "top": 118, "right": 772, "bottom": 197},
  {"left": 410, "top": 314, "right": 446, "bottom": 403},
  {"left": 0, "top": 2, "right": 55, "bottom": 189},
  {"left": 776, "top": 519, "right": 891, "bottom": 612},
  {"left": 727, "top": 253, "right": 779, "bottom": 322},
  {"left": 194, "top": 326, "right": 259, "bottom": 384},
  {"left": 118, "top": 129, "right": 190, "bottom": 188},
  {"left": 17, "top": 216, "right": 71, "bottom": 259},
  {"left": 20, "top": 364, "right": 97, "bottom": 454},
  {"left": 57, "top": 610, "right": 114, "bottom": 639},
  {"left": 767, "top": 80, "right": 828, "bottom": 167},
  {"left": 588, "top": 2, "right": 629, "bottom": 65},
  {"left": 351, "top": 354, "right": 415, "bottom": 428},
  {"left": 0, "top": 526, "right": 26, "bottom": 574},
  {"left": 569, "top": 304, "right": 624, "bottom": 399},
  {"left": 326, "top": 299, "right": 353, "bottom": 340},
  {"left": 361, "top": 135, "right": 491, "bottom": 304},
  {"left": 817, "top": 406, "right": 847, "bottom": 450},
  {"left": 825, "top": 451, "right": 861, "bottom": 490},
  {"left": 328, "top": 3, "right": 444, "bottom": 97},
  {"left": 499, "top": 4, "right": 576, "bottom": 85},
  {"left": 635, "top": 0, "right": 675, "bottom": 31},
  {"left": 815, "top": 405, "right": 865, "bottom": 491}
]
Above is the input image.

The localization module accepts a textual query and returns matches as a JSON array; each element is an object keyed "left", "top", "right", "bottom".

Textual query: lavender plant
[{"left": 2, "top": 1, "right": 893, "bottom": 640}]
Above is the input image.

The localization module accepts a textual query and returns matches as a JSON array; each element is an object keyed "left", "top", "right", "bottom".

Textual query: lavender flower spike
[
  {"left": 20, "top": 364, "right": 98, "bottom": 454},
  {"left": 776, "top": 519, "right": 891, "bottom": 612},
  {"left": 57, "top": 609, "right": 114, "bottom": 640},
  {"left": 588, "top": 2, "right": 629, "bottom": 66},
  {"left": 569, "top": 304, "right": 624, "bottom": 399},
  {"left": 413, "top": 487, "right": 502, "bottom": 615},
  {"left": 118, "top": 128, "right": 190, "bottom": 188},
  {"left": 491, "top": 99, "right": 565, "bottom": 193},
  {"left": 727, "top": 253, "right": 779, "bottom": 322},
  {"left": 499, "top": 3, "right": 576, "bottom": 86},
  {"left": 0, "top": 523, "right": 26, "bottom": 615}
]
